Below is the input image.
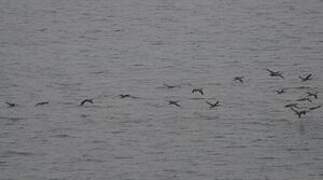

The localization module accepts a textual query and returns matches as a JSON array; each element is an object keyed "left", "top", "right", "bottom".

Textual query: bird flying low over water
[
  {"left": 118, "top": 94, "right": 138, "bottom": 99},
  {"left": 5, "top": 102, "right": 16, "bottom": 107},
  {"left": 299, "top": 74, "right": 312, "bottom": 82},
  {"left": 80, "top": 99, "right": 93, "bottom": 106},
  {"left": 34, "top": 101, "right": 49, "bottom": 107},
  {"left": 265, "top": 68, "right": 284, "bottom": 79},
  {"left": 168, "top": 100, "right": 181, "bottom": 107},
  {"left": 309, "top": 105, "right": 321, "bottom": 111},
  {"left": 119, "top": 94, "right": 131, "bottom": 98},
  {"left": 285, "top": 103, "right": 300, "bottom": 109},
  {"left": 296, "top": 97, "right": 312, "bottom": 103},
  {"left": 290, "top": 107, "right": 308, "bottom": 118},
  {"left": 206, "top": 101, "right": 220, "bottom": 109},
  {"left": 192, "top": 88, "right": 204, "bottom": 95},
  {"left": 233, "top": 76, "right": 244, "bottom": 83},
  {"left": 306, "top": 92, "right": 318, "bottom": 99}
]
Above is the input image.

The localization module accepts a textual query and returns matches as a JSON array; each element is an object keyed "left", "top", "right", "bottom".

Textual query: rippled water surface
[{"left": 1, "top": 0, "right": 323, "bottom": 179}]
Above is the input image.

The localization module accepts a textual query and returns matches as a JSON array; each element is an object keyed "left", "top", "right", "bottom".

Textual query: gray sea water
[{"left": 1, "top": 0, "right": 323, "bottom": 179}]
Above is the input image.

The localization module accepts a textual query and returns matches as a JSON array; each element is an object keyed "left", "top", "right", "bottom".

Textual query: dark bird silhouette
[
  {"left": 163, "top": 83, "right": 180, "bottom": 89},
  {"left": 192, "top": 88, "right": 204, "bottom": 95},
  {"left": 6, "top": 102, "right": 16, "bottom": 107},
  {"left": 119, "top": 94, "right": 131, "bottom": 98},
  {"left": 233, "top": 76, "right": 244, "bottom": 83},
  {"left": 206, "top": 101, "right": 220, "bottom": 109},
  {"left": 309, "top": 105, "right": 321, "bottom": 111},
  {"left": 290, "top": 107, "right": 308, "bottom": 118},
  {"left": 119, "top": 94, "right": 138, "bottom": 99},
  {"left": 299, "top": 74, "right": 312, "bottom": 82},
  {"left": 276, "top": 88, "right": 286, "bottom": 94},
  {"left": 168, "top": 100, "right": 181, "bottom": 107},
  {"left": 285, "top": 103, "right": 300, "bottom": 109},
  {"left": 265, "top": 68, "right": 284, "bottom": 79},
  {"left": 306, "top": 92, "right": 318, "bottom": 99},
  {"left": 296, "top": 97, "right": 312, "bottom": 103},
  {"left": 35, "top": 101, "right": 49, "bottom": 107},
  {"left": 80, "top": 99, "right": 93, "bottom": 106}
]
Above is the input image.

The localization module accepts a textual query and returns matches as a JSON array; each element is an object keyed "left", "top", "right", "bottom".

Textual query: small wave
[{"left": 51, "top": 134, "right": 77, "bottom": 138}]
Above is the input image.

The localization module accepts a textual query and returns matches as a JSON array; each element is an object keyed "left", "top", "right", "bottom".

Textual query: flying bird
[
  {"left": 290, "top": 107, "right": 308, "bottom": 118},
  {"left": 285, "top": 103, "right": 300, "bottom": 109},
  {"left": 192, "top": 88, "right": 204, "bottom": 95},
  {"left": 233, "top": 76, "right": 244, "bottom": 83},
  {"left": 306, "top": 92, "right": 318, "bottom": 99},
  {"left": 206, "top": 101, "right": 220, "bottom": 109},
  {"left": 80, "top": 99, "right": 93, "bottom": 106},
  {"left": 119, "top": 94, "right": 138, "bottom": 99},
  {"left": 5, "top": 102, "right": 16, "bottom": 107},
  {"left": 296, "top": 97, "right": 312, "bottom": 103},
  {"left": 119, "top": 94, "right": 131, "bottom": 98},
  {"left": 265, "top": 68, "right": 284, "bottom": 79},
  {"left": 35, "top": 101, "right": 49, "bottom": 107},
  {"left": 168, "top": 100, "right": 181, "bottom": 107},
  {"left": 309, "top": 105, "right": 321, "bottom": 111},
  {"left": 299, "top": 74, "right": 312, "bottom": 82}
]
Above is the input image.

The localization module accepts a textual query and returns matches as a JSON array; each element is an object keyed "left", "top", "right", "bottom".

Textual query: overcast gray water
[{"left": 1, "top": 0, "right": 323, "bottom": 179}]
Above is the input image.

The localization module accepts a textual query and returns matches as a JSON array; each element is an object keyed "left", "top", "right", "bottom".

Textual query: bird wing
[
  {"left": 266, "top": 69, "right": 274, "bottom": 73},
  {"left": 206, "top": 101, "right": 213, "bottom": 106},
  {"left": 305, "top": 74, "right": 312, "bottom": 80},
  {"left": 309, "top": 105, "right": 321, "bottom": 111},
  {"left": 290, "top": 107, "right": 299, "bottom": 114},
  {"left": 81, "top": 99, "right": 94, "bottom": 105}
]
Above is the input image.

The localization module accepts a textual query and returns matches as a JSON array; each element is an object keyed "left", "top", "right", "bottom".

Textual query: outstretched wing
[
  {"left": 206, "top": 101, "right": 213, "bottom": 106},
  {"left": 290, "top": 107, "right": 299, "bottom": 114},
  {"left": 309, "top": 105, "right": 321, "bottom": 111},
  {"left": 266, "top": 68, "right": 274, "bottom": 73},
  {"left": 278, "top": 73, "right": 284, "bottom": 79},
  {"left": 305, "top": 74, "right": 312, "bottom": 80}
]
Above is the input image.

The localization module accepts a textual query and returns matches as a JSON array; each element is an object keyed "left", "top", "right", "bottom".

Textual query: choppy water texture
[{"left": 1, "top": 0, "right": 323, "bottom": 179}]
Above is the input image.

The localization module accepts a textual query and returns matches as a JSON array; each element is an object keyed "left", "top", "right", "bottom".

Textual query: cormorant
[
  {"left": 206, "top": 101, "right": 220, "bottom": 109},
  {"left": 309, "top": 105, "right": 321, "bottom": 111},
  {"left": 168, "top": 100, "right": 181, "bottom": 107},
  {"left": 35, "top": 101, "right": 49, "bottom": 107},
  {"left": 265, "top": 68, "right": 284, "bottom": 79},
  {"left": 296, "top": 97, "right": 312, "bottom": 103},
  {"left": 80, "top": 99, "right": 93, "bottom": 106},
  {"left": 306, "top": 92, "right": 318, "bottom": 99},
  {"left": 192, "top": 88, "right": 204, "bottom": 95},
  {"left": 6, "top": 102, "right": 16, "bottom": 107},
  {"left": 299, "top": 74, "right": 312, "bottom": 82},
  {"left": 285, "top": 103, "right": 299, "bottom": 109},
  {"left": 119, "top": 94, "right": 138, "bottom": 99},
  {"left": 233, "top": 76, "right": 244, "bottom": 83},
  {"left": 290, "top": 107, "right": 308, "bottom": 118}
]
